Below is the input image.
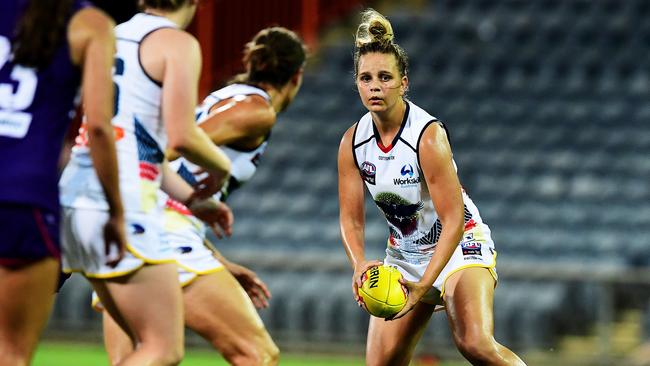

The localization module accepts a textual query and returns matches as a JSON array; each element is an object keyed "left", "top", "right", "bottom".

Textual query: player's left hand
[
  {"left": 385, "top": 278, "right": 429, "bottom": 321},
  {"left": 187, "top": 198, "right": 234, "bottom": 239},
  {"left": 225, "top": 261, "right": 272, "bottom": 309}
]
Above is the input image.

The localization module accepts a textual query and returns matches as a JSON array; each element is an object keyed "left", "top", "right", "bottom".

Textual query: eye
[
  {"left": 359, "top": 75, "right": 371, "bottom": 82},
  {"left": 380, "top": 74, "right": 392, "bottom": 82}
]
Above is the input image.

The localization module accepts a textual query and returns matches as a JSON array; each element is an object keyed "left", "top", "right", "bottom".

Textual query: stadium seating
[{"left": 53, "top": 0, "right": 649, "bottom": 353}]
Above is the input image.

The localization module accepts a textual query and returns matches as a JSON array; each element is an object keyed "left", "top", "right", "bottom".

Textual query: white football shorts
[
  {"left": 384, "top": 225, "right": 498, "bottom": 306},
  {"left": 61, "top": 207, "right": 174, "bottom": 278},
  {"left": 163, "top": 208, "right": 224, "bottom": 286}
]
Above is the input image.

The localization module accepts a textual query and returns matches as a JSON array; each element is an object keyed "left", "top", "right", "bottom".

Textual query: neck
[
  {"left": 260, "top": 83, "right": 286, "bottom": 113},
  {"left": 144, "top": 7, "right": 189, "bottom": 29},
  {"left": 372, "top": 99, "right": 406, "bottom": 133}
]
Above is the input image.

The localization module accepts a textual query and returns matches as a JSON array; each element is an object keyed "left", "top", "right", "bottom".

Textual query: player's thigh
[
  {"left": 0, "top": 258, "right": 59, "bottom": 345},
  {"left": 90, "top": 263, "right": 184, "bottom": 347},
  {"left": 183, "top": 270, "right": 273, "bottom": 351},
  {"left": 443, "top": 267, "right": 496, "bottom": 339},
  {"left": 366, "top": 301, "right": 436, "bottom": 366}
]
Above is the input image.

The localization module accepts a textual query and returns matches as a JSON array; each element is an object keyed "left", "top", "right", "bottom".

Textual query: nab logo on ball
[{"left": 358, "top": 265, "right": 407, "bottom": 318}]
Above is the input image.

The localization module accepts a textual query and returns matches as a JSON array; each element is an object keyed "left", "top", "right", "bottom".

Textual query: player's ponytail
[
  {"left": 12, "top": 0, "right": 75, "bottom": 70},
  {"left": 355, "top": 9, "right": 394, "bottom": 48},
  {"left": 230, "top": 27, "right": 307, "bottom": 89},
  {"left": 353, "top": 8, "right": 408, "bottom": 79}
]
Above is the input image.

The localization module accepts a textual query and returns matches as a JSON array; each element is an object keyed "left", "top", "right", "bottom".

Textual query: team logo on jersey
[
  {"left": 401, "top": 164, "right": 414, "bottom": 177},
  {"left": 177, "top": 246, "right": 193, "bottom": 254},
  {"left": 360, "top": 161, "right": 376, "bottom": 185},
  {"left": 374, "top": 192, "right": 423, "bottom": 236},
  {"left": 394, "top": 164, "right": 420, "bottom": 186},
  {"left": 461, "top": 241, "right": 482, "bottom": 256}
]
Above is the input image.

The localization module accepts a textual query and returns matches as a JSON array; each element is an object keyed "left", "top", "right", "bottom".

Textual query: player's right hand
[
  {"left": 352, "top": 260, "right": 383, "bottom": 306},
  {"left": 103, "top": 215, "right": 126, "bottom": 268}
]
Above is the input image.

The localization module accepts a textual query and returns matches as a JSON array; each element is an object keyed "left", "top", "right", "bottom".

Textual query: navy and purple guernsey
[{"left": 0, "top": 0, "right": 87, "bottom": 214}]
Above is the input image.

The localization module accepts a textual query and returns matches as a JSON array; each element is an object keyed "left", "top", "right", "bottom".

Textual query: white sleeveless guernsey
[
  {"left": 60, "top": 13, "right": 175, "bottom": 213},
  {"left": 352, "top": 101, "right": 492, "bottom": 265},
  {"left": 168, "top": 83, "right": 272, "bottom": 204}
]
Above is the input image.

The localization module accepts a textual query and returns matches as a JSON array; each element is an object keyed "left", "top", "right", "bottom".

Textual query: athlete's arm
[
  {"left": 390, "top": 122, "right": 464, "bottom": 320},
  {"left": 160, "top": 161, "right": 233, "bottom": 238},
  {"left": 68, "top": 7, "right": 126, "bottom": 266},
  {"left": 200, "top": 95, "right": 276, "bottom": 146},
  {"left": 338, "top": 125, "right": 382, "bottom": 301},
  {"left": 146, "top": 29, "right": 231, "bottom": 178},
  {"left": 203, "top": 240, "right": 271, "bottom": 309}
]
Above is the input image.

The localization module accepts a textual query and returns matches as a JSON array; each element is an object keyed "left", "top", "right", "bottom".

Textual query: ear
[
  {"left": 400, "top": 75, "right": 409, "bottom": 96},
  {"left": 291, "top": 67, "right": 304, "bottom": 85}
]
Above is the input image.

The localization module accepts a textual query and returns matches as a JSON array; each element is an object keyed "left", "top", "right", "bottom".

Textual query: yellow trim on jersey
[
  {"left": 83, "top": 263, "right": 145, "bottom": 279},
  {"left": 439, "top": 250, "right": 498, "bottom": 298},
  {"left": 164, "top": 208, "right": 202, "bottom": 232},
  {"left": 140, "top": 179, "right": 159, "bottom": 213}
]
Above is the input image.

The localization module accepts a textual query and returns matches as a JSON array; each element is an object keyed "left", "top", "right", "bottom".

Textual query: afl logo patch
[{"left": 360, "top": 161, "right": 376, "bottom": 185}]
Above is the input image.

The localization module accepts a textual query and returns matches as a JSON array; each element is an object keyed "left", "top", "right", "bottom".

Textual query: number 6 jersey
[{"left": 60, "top": 13, "right": 177, "bottom": 213}]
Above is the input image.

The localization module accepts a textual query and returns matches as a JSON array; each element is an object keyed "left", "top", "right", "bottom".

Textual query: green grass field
[{"left": 33, "top": 341, "right": 470, "bottom": 365}]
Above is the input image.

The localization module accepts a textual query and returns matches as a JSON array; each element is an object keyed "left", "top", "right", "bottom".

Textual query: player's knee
[
  {"left": 223, "top": 338, "right": 279, "bottom": 366},
  {"left": 144, "top": 344, "right": 184, "bottom": 366},
  {"left": 263, "top": 340, "right": 280, "bottom": 365},
  {"left": 455, "top": 333, "right": 500, "bottom": 363}
]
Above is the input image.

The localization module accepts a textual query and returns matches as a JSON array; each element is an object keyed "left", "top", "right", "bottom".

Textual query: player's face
[{"left": 356, "top": 52, "right": 407, "bottom": 114}]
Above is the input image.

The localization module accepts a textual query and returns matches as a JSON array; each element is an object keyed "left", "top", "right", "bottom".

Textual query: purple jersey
[{"left": 0, "top": 0, "right": 88, "bottom": 213}]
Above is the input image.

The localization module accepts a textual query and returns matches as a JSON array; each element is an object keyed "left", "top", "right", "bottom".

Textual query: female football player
[
  {"left": 0, "top": 1, "right": 125, "bottom": 364},
  {"left": 101, "top": 26, "right": 306, "bottom": 366},
  {"left": 338, "top": 9, "right": 527, "bottom": 366},
  {"left": 59, "top": 0, "right": 232, "bottom": 364}
]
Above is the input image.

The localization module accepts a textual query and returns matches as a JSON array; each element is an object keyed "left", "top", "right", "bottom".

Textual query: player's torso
[
  {"left": 0, "top": 0, "right": 86, "bottom": 211},
  {"left": 353, "top": 101, "right": 489, "bottom": 263},
  {"left": 61, "top": 13, "right": 176, "bottom": 213}
]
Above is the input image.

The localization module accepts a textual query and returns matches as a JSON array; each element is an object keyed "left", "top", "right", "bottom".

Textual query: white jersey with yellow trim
[
  {"left": 352, "top": 100, "right": 492, "bottom": 265},
  {"left": 60, "top": 13, "right": 175, "bottom": 213}
]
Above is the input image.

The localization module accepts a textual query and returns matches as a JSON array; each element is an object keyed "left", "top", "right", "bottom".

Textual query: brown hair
[
  {"left": 353, "top": 9, "right": 408, "bottom": 79},
  {"left": 231, "top": 27, "right": 307, "bottom": 89},
  {"left": 12, "top": 0, "right": 75, "bottom": 69},
  {"left": 138, "top": 0, "right": 190, "bottom": 11}
]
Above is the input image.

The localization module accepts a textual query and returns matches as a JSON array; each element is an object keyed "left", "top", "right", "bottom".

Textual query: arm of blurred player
[
  {"left": 160, "top": 161, "right": 233, "bottom": 238},
  {"left": 338, "top": 125, "right": 383, "bottom": 305},
  {"left": 389, "top": 123, "right": 464, "bottom": 320},
  {"left": 204, "top": 241, "right": 271, "bottom": 309},
  {"left": 69, "top": 7, "right": 126, "bottom": 267},
  {"left": 166, "top": 95, "right": 275, "bottom": 161}
]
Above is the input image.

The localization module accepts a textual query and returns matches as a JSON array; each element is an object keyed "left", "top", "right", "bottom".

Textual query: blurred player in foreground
[
  {"left": 338, "top": 9, "right": 526, "bottom": 366},
  {"left": 59, "top": 0, "right": 232, "bottom": 364},
  {"left": 101, "top": 26, "right": 306, "bottom": 365},
  {"left": 0, "top": 1, "right": 125, "bottom": 364}
]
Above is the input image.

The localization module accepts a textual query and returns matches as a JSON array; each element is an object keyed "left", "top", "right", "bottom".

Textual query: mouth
[{"left": 369, "top": 96, "right": 383, "bottom": 105}]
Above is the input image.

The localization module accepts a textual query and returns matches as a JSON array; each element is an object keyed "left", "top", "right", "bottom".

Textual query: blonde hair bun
[{"left": 355, "top": 9, "right": 394, "bottom": 48}]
